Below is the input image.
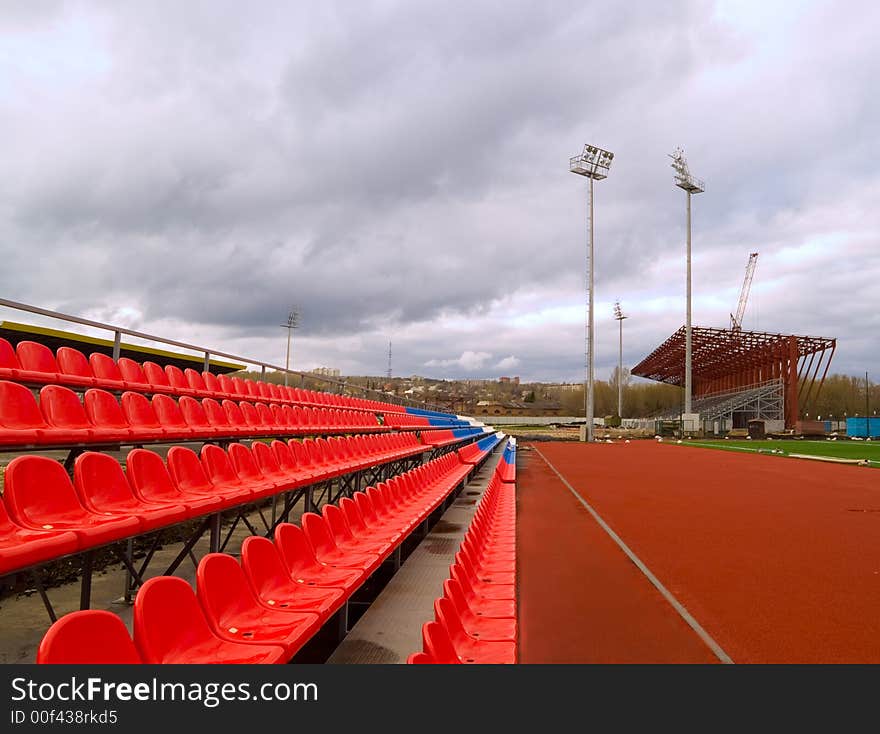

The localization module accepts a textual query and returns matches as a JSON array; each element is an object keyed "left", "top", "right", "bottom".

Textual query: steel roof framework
[{"left": 632, "top": 326, "right": 836, "bottom": 428}]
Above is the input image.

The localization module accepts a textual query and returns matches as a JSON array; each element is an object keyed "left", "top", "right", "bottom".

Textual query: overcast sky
[{"left": 0, "top": 1, "right": 877, "bottom": 383}]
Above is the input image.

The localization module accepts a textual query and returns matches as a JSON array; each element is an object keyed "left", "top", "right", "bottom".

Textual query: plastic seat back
[
  {"left": 0, "top": 338, "right": 21, "bottom": 374},
  {"left": 240, "top": 535, "right": 293, "bottom": 597},
  {"left": 73, "top": 452, "right": 138, "bottom": 513},
  {"left": 3, "top": 455, "right": 90, "bottom": 527},
  {"left": 0, "top": 381, "right": 48, "bottom": 429},
  {"left": 252, "top": 441, "right": 283, "bottom": 477},
  {"left": 228, "top": 443, "right": 265, "bottom": 483},
  {"left": 322, "top": 503, "right": 355, "bottom": 543},
  {"left": 184, "top": 368, "right": 209, "bottom": 393},
  {"left": 83, "top": 389, "right": 130, "bottom": 431},
  {"left": 239, "top": 402, "right": 263, "bottom": 428},
  {"left": 39, "top": 385, "right": 93, "bottom": 430},
  {"left": 126, "top": 449, "right": 181, "bottom": 504},
  {"left": 117, "top": 358, "right": 150, "bottom": 387},
  {"left": 141, "top": 362, "right": 170, "bottom": 389},
  {"left": 274, "top": 522, "right": 319, "bottom": 577},
  {"left": 197, "top": 553, "right": 255, "bottom": 625},
  {"left": 167, "top": 446, "right": 214, "bottom": 493},
  {"left": 152, "top": 393, "right": 190, "bottom": 432},
  {"left": 202, "top": 371, "right": 222, "bottom": 394},
  {"left": 222, "top": 400, "right": 248, "bottom": 428},
  {"left": 56, "top": 347, "right": 96, "bottom": 383},
  {"left": 37, "top": 610, "right": 142, "bottom": 664},
  {"left": 301, "top": 512, "right": 338, "bottom": 556},
  {"left": 89, "top": 353, "right": 126, "bottom": 385},
  {"left": 422, "top": 621, "right": 461, "bottom": 664},
  {"left": 120, "top": 391, "right": 164, "bottom": 431},
  {"left": 272, "top": 440, "right": 298, "bottom": 472},
  {"left": 202, "top": 398, "right": 232, "bottom": 430},
  {"left": 201, "top": 444, "right": 242, "bottom": 486},
  {"left": 16, "top": 341, "right": 59, "bottom": 376},
  {"left": 133, "top": 576, "right": 217, "bottom": 664},
  {"left": 164, "top": 365, "right": 190, "bottom": 393},
  {"left": 179, "top": 395, "right": 213, "bottom": 431}
]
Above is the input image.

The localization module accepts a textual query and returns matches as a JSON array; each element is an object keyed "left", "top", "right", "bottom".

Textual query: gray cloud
[{"left": 0, "top": 1, "right": 876, "bottom": 383}]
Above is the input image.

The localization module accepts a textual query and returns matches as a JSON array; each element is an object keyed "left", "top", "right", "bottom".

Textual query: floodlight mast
[
  {"left": 669, "top": 147, "right": 704, "bottom": 418},
  {"left": 570, "top": 143, "right": 614, "bottom": 442},
  {"left": 614, "top": 301, "right": 628, "bottom": 418},
  {"left": 280, "top": 309, "right": 300, "bottom": 386}
]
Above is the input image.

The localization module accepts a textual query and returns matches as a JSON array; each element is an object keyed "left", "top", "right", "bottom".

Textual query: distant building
[
  {"left": 473, "top": 399, "right": 561, "bottom": 417},
  {"left": 312, "top": 367, "right": 340, "bottom": 378},
  {"left": 498, "top": 376, "right": 520, "bottom": 385}
]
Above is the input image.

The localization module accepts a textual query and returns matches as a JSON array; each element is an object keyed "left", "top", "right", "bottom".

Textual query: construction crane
[{"left": 730, "top": 252, "right": 759, "bottom": 331}]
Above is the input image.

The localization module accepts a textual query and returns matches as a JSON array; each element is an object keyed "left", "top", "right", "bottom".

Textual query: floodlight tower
[
  {"left": 570, "top": 143, "right": 614, "bottom": 442},
  {"left": 669, "top": 147, "right": 704, "bottom": 418},
  {"left": 280, "top": 309, "right": 300, "bottom": 386},
  {"left": 613, "top": 301, "right": 628, "bottom": 418}
]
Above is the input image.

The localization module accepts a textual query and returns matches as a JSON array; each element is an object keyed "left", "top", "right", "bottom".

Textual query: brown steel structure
[{"left": 632, "top": 326, "right": 836, "bottom": 428}]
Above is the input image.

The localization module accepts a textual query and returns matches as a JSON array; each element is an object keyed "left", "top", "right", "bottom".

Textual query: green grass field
[{"left": 681, "top": 438, "right": 880, "bottom": 465}]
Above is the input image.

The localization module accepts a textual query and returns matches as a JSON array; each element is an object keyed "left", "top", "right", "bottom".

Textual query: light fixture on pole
[
  {"left": 613, "top": 301, "right": 628, "bottom": 418},
  {"left": 570, "top": 143, "right": 614, "bottom": 442},
  {"left": 669, "top": 147, "right": 704, "bottom": 421},
  {"left": 280, "top": 308, "right": 300, "bottom": 386}
]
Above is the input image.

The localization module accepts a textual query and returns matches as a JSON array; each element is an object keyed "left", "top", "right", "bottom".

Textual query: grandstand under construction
[{"left": 631, "top": 325, "right": 836, "bottom": 432}]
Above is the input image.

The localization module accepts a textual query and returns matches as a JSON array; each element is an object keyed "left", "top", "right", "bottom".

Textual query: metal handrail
[{"left": 0, "top": 297, "right": 443, "bottom": 412}]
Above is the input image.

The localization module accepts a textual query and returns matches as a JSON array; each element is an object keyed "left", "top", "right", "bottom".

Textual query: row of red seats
[
  {"left": 420, "top": 428, "right": 482, "bottom": 447},
  {"left": 0, "top": 432, "right": 425, "bottom": 577},
  {"left": 383, "top": 413, "right": 433, "bottom": 430},
  {"left": 409, "top": 460, "right": 517, "bottom": 664},
  {"left": 0, "top": 338, "right": 406, "bottom": 414},
  {"left": 37, "top": 452, "right": 473, "bottom": 663},
  {"left": 0, "top": 380, "right": 391, "bottom": 448}
]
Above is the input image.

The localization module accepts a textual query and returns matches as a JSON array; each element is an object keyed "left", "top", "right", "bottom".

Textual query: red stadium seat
[
  {"left": 273, "top": 523, "right": 366, "bottom": 589},
  {"left": 142, "top": 361, "right": 173, "bottom": 393},
  {"left": 73, "top": 452, "right": 188, "bottom": 532},
  {"left": 227, "top": 443, "right": 283, "bottom": 496},
  {"left": 300, "top": 512, "right": 380, "bottom": 572},
  {"left": 164, "top": 365, "right": 197, "bottom": 397},
  {"left": 151, "top": 393, "right": 195, "bottom": 439},
  {"left": 116, "top": 358, "right": 152, "bottom": 391},
  {"left": 133, "top": 576, "right": 288, "bottom": 664},
  {"left": 15, "top": 341, "right": 65, "bottom": 384},
  {"left": 201, "top": 371, "right": 223, "bottom": 397},
  {"left": 38, "top": 385, "right": 96, "bottom": 441},
  {"left": 196, "top": 553, "right": 320, "bottom": 658},
  {"left": 421, "top": 621, "right": 462, "bottom": 664},
  {"left": 200, "top": 444, "right": 269, "bottom": 499},
  {"left": 126, "top": 448, "right": 225, "bottom": 516},
  {"left": 119, "top": 391, "right": 168, "bottom": 441},
  {"left": 55, "top": 347, "right": 99, "bottom": 387},
  {"left": 0, "top": 338, "right": 24, "bottom": 381},
  {"left": 443, "top": 578, "right": 515, "bottom": 641},
  {"left": 3, "top": 456, "right": 141, "bottom": 547},
  {"left": 240, "top": 536, "right": 348, "bottom": 622},
  {"left": 202, "top": 398, "right": 242, "bottom": 435},
  {"left": 88, "top": 352, "right": 129, "bottom": 391},
  {"left": 185, "top": 368, "right": 215, "bottom": 398},
  {"left": 0, "top": 496, "right": 79, "bottom": 576},
  {"left": 433, "top": 596, "right": 515, "bottom": 663},
  {"left": 37, "top": 610, "right": 142, "bottom": 664},
  {"left": 81, "top": 389, "right": 134, "bottom": 442},
  {"left": 178, "top": 395, "right": 224, "bottom": 437},
  {"left": 166, "top": 446, "right": 248, "bottom": 509},
  {"left": 0, "top": 381, "right": 77, "bottom": 446}
]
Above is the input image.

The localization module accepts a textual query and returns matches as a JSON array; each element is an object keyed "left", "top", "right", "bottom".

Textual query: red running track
[
  {"left": 520, "top": 441, "right": 880, "bottom": 663},
  {"left": 516, "top": 446, "right": 718, "bottom": 663}
]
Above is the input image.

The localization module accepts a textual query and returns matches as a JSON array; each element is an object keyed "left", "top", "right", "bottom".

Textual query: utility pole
[{"left": 280, "top": 309, "right": 299, "bottom": 386}]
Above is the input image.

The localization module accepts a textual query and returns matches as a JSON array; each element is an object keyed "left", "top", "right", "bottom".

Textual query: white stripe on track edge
[{"left": 532, "top": 446, "right": 735, "bottom": 665}]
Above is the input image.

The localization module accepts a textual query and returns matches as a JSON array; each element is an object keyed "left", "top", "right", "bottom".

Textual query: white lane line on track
[{"left": 533, "top": 446, "right": 735, "bottom": 665}]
